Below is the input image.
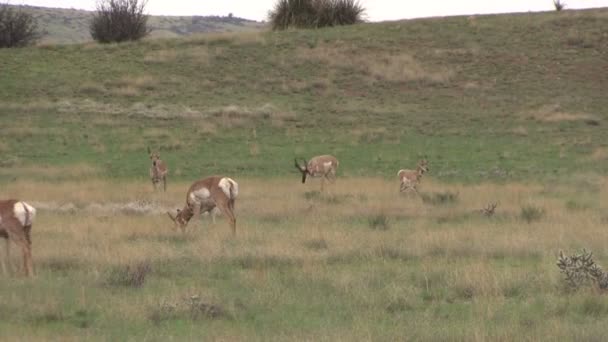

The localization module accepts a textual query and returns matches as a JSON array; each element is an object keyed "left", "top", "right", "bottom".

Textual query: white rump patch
[
  {"left": 219, "top": 177, "right": 238, "bottom": 199},
  {"left": 190, "top": 187, "right": 211, "bottom": 204},
  {"left": 13, "top": 201, "right": 36, "bottom": 226}
]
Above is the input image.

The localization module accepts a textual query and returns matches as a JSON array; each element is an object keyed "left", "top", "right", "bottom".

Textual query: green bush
[
  {"left": 90, "top": 0, "right": 150, "bottom": 43},
  {"left": 269, "top": 0, "right": 365, "bottom": 30},
  {"left": 0, "top": 4, "right": 39, "bottom": 48}
]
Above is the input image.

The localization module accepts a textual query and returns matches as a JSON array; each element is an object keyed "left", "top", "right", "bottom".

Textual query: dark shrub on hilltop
[
  {"left": 269, "top": 0, "right": 365, "bottom": 30},
  {"left": 0, "top": 3, "right": 40, "bottom": 48},
  {"left": 90, "top": 0, "right": 150, "bottom": 43}
]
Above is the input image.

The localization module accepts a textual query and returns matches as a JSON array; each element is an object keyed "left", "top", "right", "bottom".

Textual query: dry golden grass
[
  {"left": 589, "top": 147, "right": 608, "bottom": 161},
  {"left": 297, "top": 44, "right": 454, "bottom": 84},
  {"left": 0, "top": 164, "right": 99, "bottom": 180},
  {"left": 526, "top": 104, "right": 598, "bottom": 123},
  {"left": 1, "top": 176, "right": 607, "bottom": 339}
]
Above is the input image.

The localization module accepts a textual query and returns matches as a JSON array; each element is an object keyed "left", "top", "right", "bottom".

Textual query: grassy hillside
[
  {"left": 14, "top": 5, "right": 265, "bottom": 44},
  {"left": 1, "top": 8, "right": 606, "bottom": 183}
]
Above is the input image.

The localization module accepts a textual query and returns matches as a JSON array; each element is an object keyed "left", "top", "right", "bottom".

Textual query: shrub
[
  {"left": 368, "top": 213, "right": 390, "bottom": 231},
  {"left": 103, "top": 260, "right": 152, "bottom": 288},
  {"left": 269, "top": 0, "right": 365, "bottom": 30},
  {"left": 520, "top": 205, "right": 545, "bottom": 223},
  {"left": 553, "top": 0, "right": 565, "bottom": 11},
  {"left": 0, "top": 3, "right": 39, "bottom": 48},
  {"left": 90, "top": 0, "right": 150, "bottom": 43},
  {"left": 557, "top": 249, "right": 608, "bottom": 291}
]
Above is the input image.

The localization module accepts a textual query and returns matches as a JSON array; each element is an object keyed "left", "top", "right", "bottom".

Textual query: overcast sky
[{"left": 9, "top": 0, "right": 608, "bottom": 21}]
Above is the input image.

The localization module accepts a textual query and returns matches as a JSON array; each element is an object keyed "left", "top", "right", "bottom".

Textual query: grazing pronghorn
[
  {"left": 294, "top": 155, "right": 339, "bottom": 191},
  {"left": 167, "top": 176, "right": 238, "bottom": 235},
  {"left": 148, "top": 147, "right": 168, "bottom": 192},
  {"left": 0, "top": 200, "right": 36, "bottom": 277},
  {"left": 398, "top": 159, "right": 429, "bottom": 194}
]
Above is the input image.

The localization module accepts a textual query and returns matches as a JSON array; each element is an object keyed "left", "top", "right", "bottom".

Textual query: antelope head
[
  {"left": 294, "top": 158, "right": 309, "bottom": 184},
  {"left": 148, "top": 147, "right": 161, "bottom": 167},
  {"left": 166, "top": 206, "right": 194, "bottom": 231}
]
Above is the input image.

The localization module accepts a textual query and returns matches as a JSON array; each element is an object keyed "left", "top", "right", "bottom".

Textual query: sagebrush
[
  {"left": 90, "top": 0, "right": 150, "bottom": 43},
  {"left": 0, "top": 3, "right": 39, "bottom": 48},
  {"left": 269, "top": 0, "right": 365, "bottom": 30}
]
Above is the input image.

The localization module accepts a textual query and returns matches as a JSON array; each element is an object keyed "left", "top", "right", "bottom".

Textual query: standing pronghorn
[
  {"left": 167, "top": 176, "right": 239, "bottom": 235},
  {"left": 398, "top": 159, "right": 429, "bottom": 194},
  {"left": 148, "top": 147, "right": 168, "bottom": 192},
  {"left": 294, "top": 155, "right": 339, "bottom": 191},
  {"left": 0, "top": 200, "right": 36, "bottom": 277}
]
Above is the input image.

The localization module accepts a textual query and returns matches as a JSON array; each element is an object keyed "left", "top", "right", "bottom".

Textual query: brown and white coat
[
  {"left": 398, "top": 159, "right": 429, "bottom": 193},
  {"left": 167, "top": 176, "right": 239, "bottom": 235},
  {"left": 294, "top": 155, "right": 339, "bottom": 191},
  {"left": 0, "top": 199, "right": 36, "bottom": 276},
  {"left": 148, "top": 147, "right": 168, "bottom": 192}
]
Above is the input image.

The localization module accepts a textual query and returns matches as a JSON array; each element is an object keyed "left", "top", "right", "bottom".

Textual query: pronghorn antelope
[
  {"left": 294, "top": 155, "right": 339, "bottom": 191},
  {"left": 398, "top": 159, "right": 429, "bottom": 194},
  {"left": 0, "top": 200, "right": 36, "bottom": 277},
  {"left": 148, "top": 147, "right": 168, "bottom": 192},
  {"left": 167, "top": 176, "right": 238, "bottom": 235}
]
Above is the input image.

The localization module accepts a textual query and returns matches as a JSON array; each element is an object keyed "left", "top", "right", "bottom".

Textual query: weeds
[
  {"left": 368, "top": 213, "right": 390, "bottom": 230},
  {"left": 303, "top": 238, "right": 328, "bottom": 251},
  {"left": 421, "top": 191, "right": 459, "bottom": 205},
  {"left": 148, "top": 295, "right": 229, "bottom": 326},
  {"left": 520, "top": 205, "right": 545, "bottom": 223},
  {"left": 103, "top": 260, "right": 152, "bottom": 288}
]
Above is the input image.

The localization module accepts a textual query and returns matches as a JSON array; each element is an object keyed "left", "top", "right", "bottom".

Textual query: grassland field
[{"left": 0, "top": 7, "right": 608, "bottom": 341}]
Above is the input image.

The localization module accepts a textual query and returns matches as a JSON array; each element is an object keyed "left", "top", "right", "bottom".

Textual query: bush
[
  {"left": 520, "top": 205, "right": 545, "bottom": 223},
  {"left": 269, "top": 0, "right": 365, "bottom": 30},
  {"left": 368, "top": 213, "right": 390, "bottom": 231},
  {"left": 557, "top": 249, "right": 608, "bottom": 291},
  {"left": 103, "top": 260, "right": 152, "bottom": 288},
  {"left": 553, "top": 0, "right": 565, "bottom": 11},
  {"left": 0, "top": 4, "right": 39, "bottom": 48},
  {"left": 90, "top": 0, "right": 150, "bottom": 43}
]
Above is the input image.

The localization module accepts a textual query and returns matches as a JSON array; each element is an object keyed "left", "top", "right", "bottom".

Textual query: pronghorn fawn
[
  {"left": 167, "top": 176, "right": 239, "bottom": 235},
  {"left": 294, "top": 155, "right": 339, "bottom": 191},
  {"left": 398, "top": 159, "right": 429, "bottom": 194},
  {"left": 148, "top": 147, "right": 168, "bottom": 192},
  {"left": 0, "top": 200, "right": 36, "bottom": 277}
]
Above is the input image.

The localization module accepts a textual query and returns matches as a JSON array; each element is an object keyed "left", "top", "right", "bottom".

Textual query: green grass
[
  {"left": 1, "top": 8, "right": 608, "bottom": 340},
  {"left": 1, "top": 8, "right": 606, "bottom": 183}
]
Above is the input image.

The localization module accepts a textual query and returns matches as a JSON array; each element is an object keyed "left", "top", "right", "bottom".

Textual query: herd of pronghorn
[{"left": 0, "top": 148, "right": 429, "bottom": 277}]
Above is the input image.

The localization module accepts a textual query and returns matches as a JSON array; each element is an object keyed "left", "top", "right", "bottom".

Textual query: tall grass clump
[
  {"left": 103, "top": 260, "right": 152, "bottom": 288},
  {"left": 421, "top": 191, "right": 459, "bottom": 205},
  {"left": 520, "top": 205, "right": 545, "bottom": 223},
  {"left": 269, "top": 0, "right": 365, "bottom": 30},
  {"left": 368, "top": 213, "right": 390, "bottom": 230}
]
